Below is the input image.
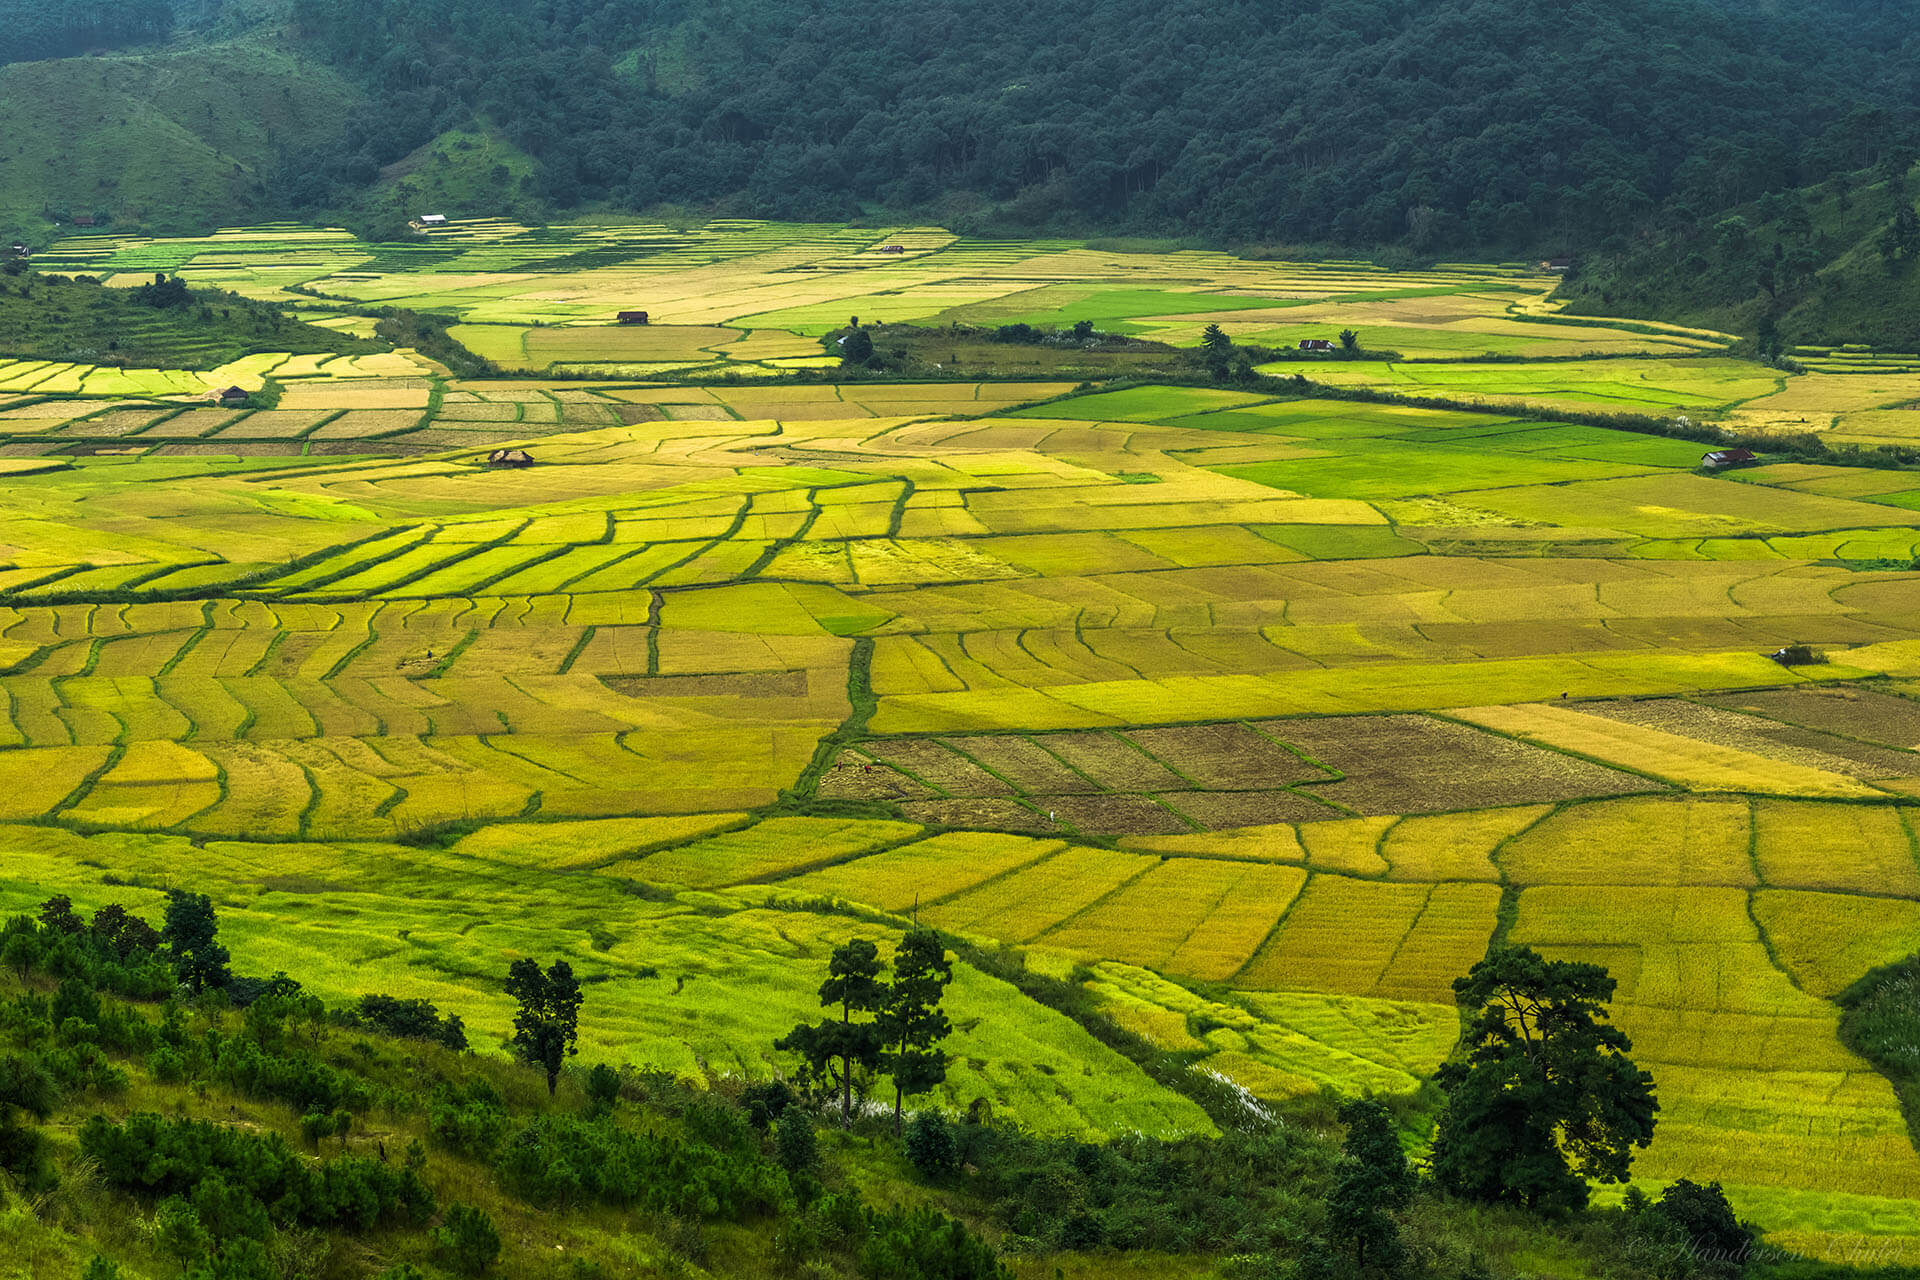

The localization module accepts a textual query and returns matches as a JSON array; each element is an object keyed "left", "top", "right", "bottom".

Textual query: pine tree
[
  {"left": 880, "top": 926, "right": 954, "bottom": 1131},
  {"left": 162, "top": 890, "right": 230, "bottom": 995},
  {"left": 505, "top": 958, "right": 583, "bottom": 1096},
  {"left": 1326, "top": 1098, "right": 1415, "bottom": 1274},
  {"left": 776, "top": 938, "right": 887, "bottom": 1126}
]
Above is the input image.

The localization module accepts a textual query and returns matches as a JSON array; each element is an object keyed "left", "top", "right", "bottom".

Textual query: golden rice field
[{"left": 8, "top": 221, "right": 1920, "bottom": 1260}]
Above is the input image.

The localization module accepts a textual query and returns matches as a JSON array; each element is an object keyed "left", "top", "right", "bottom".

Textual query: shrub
[
  {"left": 743, "top": 1079, "right": 796, "bottom": 1131},
  {"left": 434, "top": 1203, "right": 502, "bottom": 1276},
  {"left": 496, "top": 1114, "right": 786, "bottom": 1219},
  {"left": 585, "top": 1063, "right": 621, "bottom": 1111},
  {"left": 776, "top": 1109, "right": 820, "bottom": 1176},
  {"left": 905, "top": 1110, "right": 959, "bottom": 1180},
  {"left": 859, "top": 1205, "right": 1011, "bottom": 1280},
  {"left": 347, "top": 995, "right": 468, "bottom": 1050},
  {"left": 430, "top": 1080, "right": 510, "bottom": 1158}
]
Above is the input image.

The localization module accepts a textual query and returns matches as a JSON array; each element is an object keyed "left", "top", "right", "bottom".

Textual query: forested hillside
[
  {"left": 0, "top": 0, "right": 173, "bottom": 67},
  {"left": 280, "top": 0, "right": 1920, "bottom": 248},
  {"left": 5, "top": 0, "right": 1920, "bottom": 340}
]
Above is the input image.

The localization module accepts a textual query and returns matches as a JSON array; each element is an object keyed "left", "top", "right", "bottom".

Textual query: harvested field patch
[
  {"left": 1034, "top": 730, "right": 1189, "bottom": 790},
  {"left": 941, "top": 734, "right": 1095, "bottom": 792},
  {"left": 1698, "top": 686, "right": 1920, "bottom": 751},
  {"left": 1127, "top": 722, "right": 1328, "bottom": 788},
  {"left": 1032, "top": 792, "right": 1191, "bottom": 834},
  {"left": 1158, "top": 789, "right": 1340, "bottom": 829},
  {"left": 899, "top": 797, "right": 1050, "bottom": 831},
  {"left": 1581, "top": 698, "right": 1920, "bottom": 780},
  {"left": 863, "top": 737, "right": 1014, "bottom": 796},
  {"left": 1260, "top": 713, "right": 1653, "bottom": 812}
]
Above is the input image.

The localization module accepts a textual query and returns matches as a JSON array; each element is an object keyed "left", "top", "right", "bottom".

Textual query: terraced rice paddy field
[{"left": 10, "top": 219, "right": 1920, "bottom": 1259}]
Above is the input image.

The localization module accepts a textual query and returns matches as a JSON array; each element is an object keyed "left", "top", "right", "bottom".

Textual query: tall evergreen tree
[
  {"left": 1430, "top": 945, "right": 1657, "bottom": 1212},
  {"left": 505, "top": 958, "right": 583, "bottom": 1096},
  {"left": 1326, "top": 1098, "right": 1415, "bottom": 1274},
  {"left": 161, "top": 890, "right": 230, "bottom": 995},
  {"left": 776, "top": 938, "right": 887, "bottom": 1127},
  {"left": 880, "top": 926, "right": 954, "bottom": 1131}
]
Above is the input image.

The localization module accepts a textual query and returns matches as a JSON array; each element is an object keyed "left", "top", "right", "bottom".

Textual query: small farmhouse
[
  {"left": 418, "top": 214, "right": 448, "bottom": 226},
  {"left": 217, "top": 386, "right": 250, "bottom": 405},
  {"left": 617, "top": 310, "right": 649, "bottom": 325},
  {"left": 1541, "top": 257, "right": 1574, "bottom": 272},
  {"left": 1299, "top": 338, "right": 1336, "bottom": 352},
  {"left": 1700, "top": 448, "right": 1757, "bottom": 470},
  {"left": 487, "top": 448, "right": 534, "bottom": 468},
  {"left": 877, "top": 244, "right": 907, "bottom": 254},
  {"left": 70, "top": 214, "right": 97, "bottom": 228}
]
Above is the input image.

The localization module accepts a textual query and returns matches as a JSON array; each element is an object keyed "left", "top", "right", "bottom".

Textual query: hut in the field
[
  {"left": 1298, "top": 338, "right": 1336, "bottom": 352},
  {"left": 487, "top": 448, "right": 534, "bottom": 468},
  {"left": 217, "top": 386, "right": 250, "bottom": 406},
  {"left": 617, "top": 310, "right": 649, "bottom": 325},
  {"left": 1700, "top": 448, "right": 1757, "bottom": 470},
  {"left": 877, "top": 244, "right": 907, "bottom": 254},
  {"left": 418, "top": 213, "right": 448, "bottom": 226}
]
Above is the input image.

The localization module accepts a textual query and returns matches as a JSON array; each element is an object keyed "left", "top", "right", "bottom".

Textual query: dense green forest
[
  {"left": 276, "top": 0, "right": 1920, "bottom": 248},
  {"left": 0, "top": 0, "right": 173, "bottom": 67}
]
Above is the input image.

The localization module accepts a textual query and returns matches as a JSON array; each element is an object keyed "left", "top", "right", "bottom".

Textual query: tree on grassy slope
[
  {"left": 880, "top": 926, "right": 954, "bottom": 1132},
  {"left": 1326, "top": 1098, "right": 1415, "bottom": 1274},
  {"left": 777, "top": 937, "right": 887, "bottom": 1127},
  {"left": 0, "top": 1052, "right": 58, "bottom": 1191},
  {"left": 505, "top": 958, "right": 582, "bottom": 1096},
  {"left": 1430, "top": 945, "right": 1657, "bottom": 1213},
  {"left": 162, "top": 890, "right": 230, "bottom": 995}
]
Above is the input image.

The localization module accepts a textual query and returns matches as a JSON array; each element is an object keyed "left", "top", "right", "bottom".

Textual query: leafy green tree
[
  {"left": 1430, "top": 945, "right": 1657, "bottom": 1212},
  {"left": 842, "top": 326, "right": 875, "bottom": 366},
  {"left": 880, "top": 926, "right": 954, "bottom": 1131},
  {"left": 505, "top": 958, "right": 582, "bottom": 1096},
  {"left": 776, "top": 938, "right": 887, "bottom": 1126},
  {"left": 1879, "top": 203, "right": 1920, "bottom": 265},
  {"left": 1627, "top": 1178, "right": 1754, "bottom": 1278},
  {"left": 1201, "top": 323, "right": 1231, "bottom": 354},
  {"left": 162, "top": 890, "right": 230, "bottom": 995},
  {"left": 1326, "top": 1098, "right": 1414, "bottom": 1274},
  {"left": 1339, "top": 328, "right": 1360, "bottom": 352}
]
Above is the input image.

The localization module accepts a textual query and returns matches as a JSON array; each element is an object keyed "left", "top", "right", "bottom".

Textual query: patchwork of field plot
[
  {"left": 8, "top": 224, "right": 1920, "bottom": 1259},
  {"left": 32, "top": 221, "right": 1735, "bottom": 382}
]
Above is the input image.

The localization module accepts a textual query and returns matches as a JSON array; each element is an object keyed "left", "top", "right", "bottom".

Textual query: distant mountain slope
[
  {"left": 0, "top": 41, "right": 358, "bottom": 237},
  {"left": 1561, "top": 162, "right": 1920, "bottom": 350},
  {"left": 1, "top": 0, "right": 1917, "bottom": 343}
]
